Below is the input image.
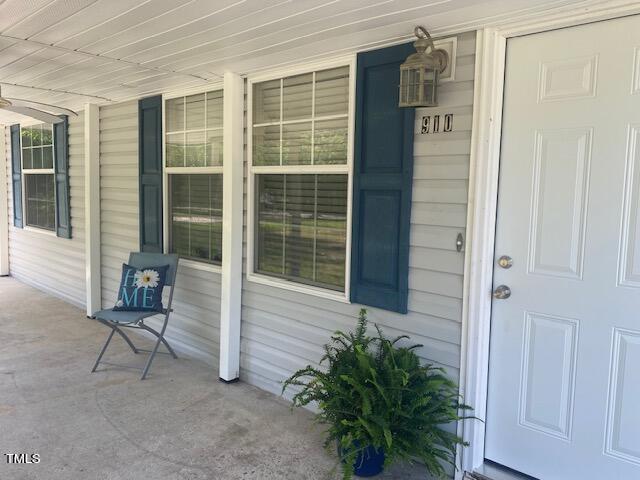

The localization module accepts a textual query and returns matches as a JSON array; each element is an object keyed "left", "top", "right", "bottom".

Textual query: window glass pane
[
  {"left": 283, "top": 73, "right": 312, "bottom": 121},
  {"left": 253, "top": 125, "right": 280, "bottom": 166},
  {"left": 169, "top": 174, "right": 223, "bottom": 264},
  {"left": 315, "top": 66, "right": 349, "bottom": 116},
  {"left": 256, "top": 174, "right": 347, "bottom": 290},
  {"left": 314, "top": 117, "right": 348, "bottom": 165},
  {"left": 166, "top": 97, "right": 184, "bottom": 132},
  {"left": 189, "top": 175, "right": 210, "bottom": 260},
  {"left": 169, "top": 174, "right": 190, "bottom": 257},
  {"left": 22, "top": 148, "right": 32, "bottom": 170},
  {"left": 256, "top": 175, "right": 284, "bottom": 275},
  {"left": 25, "top": 174, "right": 55, "bottom": 231},
  {"left": 21, "top": 127, "right": 32, "bottom": 147},
  {"left": 31, "top": 125, "right": 42, "bottom": 147},
  {"left": 253, "top": 79, "right": 280, "bottom": 124},
  {"left": 206, "top": 90, "right": 223, "bottom": 129},
  {"left": 206, "top": 129, "right": 223, "bottom": 166},
  {"left": 166, "top": 133, "right": 185, "bottom": 167},
  {"left": 42, "top": 146, "right": 54, "bottom": 169},
  {"left": 315, "top": 175, "right": 347, "bottom": 288},
  {"left": 185, "top": 93, "right": 205, "bottom": 130},
  {"left": 32, "top": 147, "right": 43, "bottom": 169},
  {"left": 209, "top": 175, "right": 223, "bottom": 262},
  {"left": 284, "top": 175, "right": 315, "bottom": 280},
  {"left": 282, "top": 122, "right": 311, "bottom": 165},
  {"left": 185, "top": 131, "right": 206, "bottom": 167},
  {"left": 41, "top": 125, "right": 53, "bottom": 146}
]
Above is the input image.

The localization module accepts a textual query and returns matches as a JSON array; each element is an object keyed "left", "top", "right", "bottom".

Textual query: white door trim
[{"left": 457, "top": 3, "right": 640, "bottom": 477}]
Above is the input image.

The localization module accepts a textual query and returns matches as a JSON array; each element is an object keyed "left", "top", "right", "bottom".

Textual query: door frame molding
[{"left": 458, "top": 4, "right": 640, "bottom": 477}]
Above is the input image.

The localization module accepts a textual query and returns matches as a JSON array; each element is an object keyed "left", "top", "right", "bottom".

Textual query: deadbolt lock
[{"left": 498, "top": 255, "right": 513, "bottom": 269}]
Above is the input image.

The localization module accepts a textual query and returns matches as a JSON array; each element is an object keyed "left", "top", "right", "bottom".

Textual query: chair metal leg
[
  {"left": 92, "top": 329, "right": 115, "bottom": 373},
  {"left": 139, "top": 323, "right": 178, "bottom": 359},
  {"left": 140, "top": 335, "right": 162, "bottom": 380},
  {"left": 140, "top": 314, "right": 174, "bottom": 380},
  {"left": 96, "top": 319, "right": 138, "bottom": 354}
]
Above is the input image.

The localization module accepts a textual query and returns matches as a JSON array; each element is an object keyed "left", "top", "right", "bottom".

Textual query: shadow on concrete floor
[{"left": 0, "top": 277, "right": 432, "bottom": 480}]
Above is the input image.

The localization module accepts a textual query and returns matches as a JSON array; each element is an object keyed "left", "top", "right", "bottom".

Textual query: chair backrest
[{"left": 128, "top": 252, "right": 179, "bottom": 286}]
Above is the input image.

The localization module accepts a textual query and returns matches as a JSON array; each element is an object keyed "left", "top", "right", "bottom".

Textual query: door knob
[{"left": 493, "top": 285, "right": 511, "bottom": 299}]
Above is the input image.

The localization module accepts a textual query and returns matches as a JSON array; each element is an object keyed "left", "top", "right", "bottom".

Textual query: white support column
[
  {"left": 219, "top": 72, "right": 244, "bottom": 382},
  {"left": 0, "top": 128, "right": 8, "bottom": 276},
  {"left": 84, "top": 104, "right": 101, "bottom": 316}
]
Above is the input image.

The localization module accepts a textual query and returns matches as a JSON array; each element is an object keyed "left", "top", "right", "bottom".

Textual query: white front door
[{"left": 486, "top": 16, "right": 640, "bottom": 480}]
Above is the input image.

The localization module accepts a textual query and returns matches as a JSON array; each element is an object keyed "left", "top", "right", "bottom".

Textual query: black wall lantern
[{"left": 399, "top": 26, "right": 449, "bottom": 108}]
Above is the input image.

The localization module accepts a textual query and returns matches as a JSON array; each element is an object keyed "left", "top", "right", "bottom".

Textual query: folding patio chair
[{"left": 91, "top": 252, "right": 179, "bottom": 380}]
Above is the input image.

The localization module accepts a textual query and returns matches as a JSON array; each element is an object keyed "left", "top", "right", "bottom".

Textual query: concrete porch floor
[{"left": 0, "top": 277, "right": 429, "bottom": 480}]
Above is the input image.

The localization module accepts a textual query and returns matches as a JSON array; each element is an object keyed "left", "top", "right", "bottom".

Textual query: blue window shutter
[
  {"left": 10, "top": 124, "right": 23, "bottom": 228},
  {"left": 138, "top": 95, "right": 163, "bottom": 253},
  {"left": 54, "top": 115, "right": 71, "bottom": 238},
  {"left": 350, "top": 43, "right": 415, "bottom": 314}
]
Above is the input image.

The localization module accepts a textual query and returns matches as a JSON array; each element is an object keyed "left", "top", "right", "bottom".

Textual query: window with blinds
[
  {"left": 164, "top": 89, "right": 223, "bottom": 264},
  {"left": 250, "top": 65, "right": 352, "bottom": 293},
  {"left": 21, "top": 123, "right": 55, "bottom": 231}
]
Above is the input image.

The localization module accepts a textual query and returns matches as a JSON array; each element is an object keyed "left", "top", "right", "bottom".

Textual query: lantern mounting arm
[
  {"left": 412, "top": 25, "right": 448, "bottom": 74},
  {"left": 414, "top": 26, "right": 435, "bottom": 48}
]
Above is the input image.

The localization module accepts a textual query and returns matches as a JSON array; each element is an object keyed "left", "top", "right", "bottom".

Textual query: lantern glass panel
[
  {"left": 422, "top": 68, "right": 438, "bottom": 106},
  {"left": 400, "top": 68, "right": 409, "bottom": 105}
]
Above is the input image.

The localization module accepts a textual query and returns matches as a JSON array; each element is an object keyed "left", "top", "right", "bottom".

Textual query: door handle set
[{"left": 493, "top": 255, "right": 513, "bottom": 299}]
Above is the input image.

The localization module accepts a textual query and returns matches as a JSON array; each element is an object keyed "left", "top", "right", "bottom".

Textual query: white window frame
[
  {"left": 162, "top": 83, "right": 224, "bottom": 273},
  {"left": 246, "top": 55, "right": 356, "bottom": 302},
  {"left": 20, "top": 122, "right": 57, "bottom": 236}
]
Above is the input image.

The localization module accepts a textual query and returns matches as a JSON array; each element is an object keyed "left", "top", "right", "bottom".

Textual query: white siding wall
[
  {"left": 98, "top": 100, "right": 221, "bottom": 365},
  {"left": 3, "top": 113, "right": 86, "bottom": 307},
  {"left": 239, "top": 31, "right": 475, "bottom": 396}
]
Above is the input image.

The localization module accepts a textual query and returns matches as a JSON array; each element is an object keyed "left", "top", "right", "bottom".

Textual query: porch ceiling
[{"left": 0, "top": 0, "right": 611, "bottom": 124}]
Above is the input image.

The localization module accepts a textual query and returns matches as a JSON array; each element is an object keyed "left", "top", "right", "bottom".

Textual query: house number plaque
[{"left": 421, "top": 114, "right": 453, "bottom": 134}]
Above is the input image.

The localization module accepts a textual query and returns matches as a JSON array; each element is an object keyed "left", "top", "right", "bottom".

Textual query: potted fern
[{"left": 283, "top": 309, "right": 471, "bottom": 479}]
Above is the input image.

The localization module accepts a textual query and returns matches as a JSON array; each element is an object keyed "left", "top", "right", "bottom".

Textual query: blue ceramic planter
[{"left": 339, "top": 442, "right": 385, "bottom": 477}]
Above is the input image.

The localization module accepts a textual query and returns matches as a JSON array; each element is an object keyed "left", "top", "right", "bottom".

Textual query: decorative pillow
[{"left": 113, "top": 263, "right": 169, "bottom": 312}]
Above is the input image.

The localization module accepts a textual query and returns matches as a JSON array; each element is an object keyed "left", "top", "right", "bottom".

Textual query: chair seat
[{"left": 94, "top": 308, "right": 163, "bottom": 324}]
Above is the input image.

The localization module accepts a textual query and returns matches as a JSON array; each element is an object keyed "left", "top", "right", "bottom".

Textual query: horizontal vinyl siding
[
  {"left": 98, "top": 101, "right": 221, "bottom": 365},
  {"left": 99, "top": 100, "right": 139, "bottom": 307},
  {"left": 4, "top": 114, "right": 86, "bottom": 307},
  {"left": 240, "top": 31, "right": 475, "bottom": 397}
]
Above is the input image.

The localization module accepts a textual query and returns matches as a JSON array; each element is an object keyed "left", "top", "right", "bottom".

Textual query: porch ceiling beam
[
  {"left": 0, "top": 34, "right": 219, "bottom": 83},
  {"left": 0, "top": 81, "right": 114, "bottom": 102}
]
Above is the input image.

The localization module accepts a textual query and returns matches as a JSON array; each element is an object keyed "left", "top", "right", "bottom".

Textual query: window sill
[
  {"left": 246, "top": 272, "right": 350, "bottom": 304},
  {"left": 23, "top": 226, "right": 57, "bottom": 237},
  {"left": 177, "top": 257, "right": 222, "bottom": 274}
]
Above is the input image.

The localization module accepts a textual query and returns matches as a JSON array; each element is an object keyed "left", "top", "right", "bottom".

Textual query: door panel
[
  {"left": 619, "top": 126, "right": 640, "bottom": 287},
  {"left": 519, "top": 312, "right": 578, "bottom": 441},
  {"left": 486, "top": 15, "right": 640, "bottom": 480},
  {"left": 529, "top": 128, "right": 591, "bottom": 279},
  {"left": 605, "top": 328, "right": 640, "bottom": 465}
]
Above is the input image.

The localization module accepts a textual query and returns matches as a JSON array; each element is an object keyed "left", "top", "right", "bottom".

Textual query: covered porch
[
  {"left": 2, "top": 1, "right": 640, "bottom": 479},
  {"left": 0, "top": 276, "right": 425, "bottom": 479}
]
